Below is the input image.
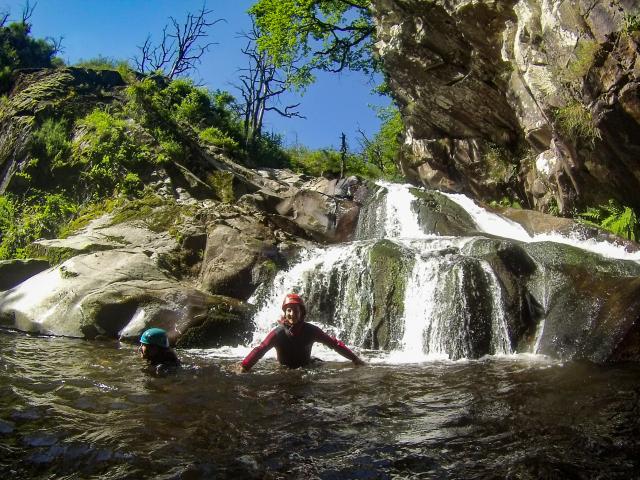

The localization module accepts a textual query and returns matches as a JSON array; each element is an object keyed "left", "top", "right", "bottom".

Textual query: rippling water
[{"left": 2, "top": 330, "right": 640, "bottom": 479}]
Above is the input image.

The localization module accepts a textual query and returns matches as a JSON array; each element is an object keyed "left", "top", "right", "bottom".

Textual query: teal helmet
[{"left": 140, "top": 328, "right": 170, "bottom": 348}]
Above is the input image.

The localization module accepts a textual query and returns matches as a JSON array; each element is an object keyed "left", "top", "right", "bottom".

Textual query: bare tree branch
[
  {"left": 133, "top": 3, "right": 223, "bottom": 78},
  {"left": 46, "top": 35, "right": 64, "bottom": 56},
  {"left": 235, "top": 19, "right": 305, "bottom": 146},
  {"left": 21, "top": 0, "right": 36, "bottom": 24}
]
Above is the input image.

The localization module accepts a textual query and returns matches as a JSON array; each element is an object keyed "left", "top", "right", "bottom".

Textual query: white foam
[{"left": 443, "top": 191, "right": 640, "bottom": 261}]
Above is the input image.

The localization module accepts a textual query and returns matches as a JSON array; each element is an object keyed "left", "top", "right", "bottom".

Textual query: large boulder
[
  {"left": 198, "top": 204, "right": 282, "bottom": 299},
  {"left": 521, "top": 241, "right": 640, "bottom": 362},
  {"left": 0, "top": 249, "right": 252, "bottom": 345}
]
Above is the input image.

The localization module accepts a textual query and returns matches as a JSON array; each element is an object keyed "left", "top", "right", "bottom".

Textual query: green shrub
[
  {"left": 75, "top": 55, "right": 125, "bottom": 70},
  {"left": 489, "top": 197, "right": 522, "bottom": 209},
  {"left": 484, "top": 143, "right": 514, "bottom": 182},
  {"left": 0, "top": 193, "right": 77, "bottom": 260},
  {"left": 577, "top": 199, "right": 640, "bottom": 241},
  {"left": 288, "top": 146, "right": 341, "bottom": 176},
  {"left": 73, "top": 108, "right": 153, "bottom": 196},
  {"left": 246, "top": 131, "right": 290, "bottom": 168},
  {"left": 622, "top": 14, "right": 640, "bottom": 34},
  {"left": 199, "top": 127, "right": 239, "bottom": 152},
  {"left": 30, "top": 117, "right": 72, "bottom": 170},
  {"left": 554, "top": 101, "right": 602, "bottom": 145}
]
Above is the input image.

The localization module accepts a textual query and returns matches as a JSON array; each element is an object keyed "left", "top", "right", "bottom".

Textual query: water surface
[{"left": 1, "top": 330, "right": 639, "bottom": 479}]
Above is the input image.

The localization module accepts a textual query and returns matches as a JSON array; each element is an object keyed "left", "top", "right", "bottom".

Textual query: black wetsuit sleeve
[{"left": 241, "top": 329, "right": 278, "bottom": 370}]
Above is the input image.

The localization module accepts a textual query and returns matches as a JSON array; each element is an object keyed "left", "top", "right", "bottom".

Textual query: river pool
[{"left": 1, "top": 330, "right": 639, "bottom": 479}]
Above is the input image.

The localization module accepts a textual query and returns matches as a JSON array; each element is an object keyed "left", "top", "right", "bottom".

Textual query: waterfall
[{"left": 248, "top": 182, "right": 513, "bottom": 362}]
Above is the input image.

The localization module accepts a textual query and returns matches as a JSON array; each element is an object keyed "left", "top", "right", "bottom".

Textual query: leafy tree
[
  {"left": 0, "top": 7, "right": 63, "bottom": 92},
  {"left": 249, "top": 0, "right": 377, "bottom": 88}
]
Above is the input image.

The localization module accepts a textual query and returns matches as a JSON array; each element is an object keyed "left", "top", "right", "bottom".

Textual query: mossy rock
[
  {"left": 522, "top": 241, "right": 640, "bottom": 277},
  {"left": 109, "top": 194, "right": 194, "bottom": 233},
  {"left": 176, "top": 296, "right": 254, "bottom": 348},
  {"left": 366, "top": 240, "right": 415, "bottom": 349},
  {"left": 25, "top": 241, "right": 118, "bottom": 265},
  {"left": 410, "top": 188, "right": 477, "bottom": 236}
]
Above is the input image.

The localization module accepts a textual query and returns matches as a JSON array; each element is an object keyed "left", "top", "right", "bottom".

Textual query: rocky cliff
[
  {"left": 0, "top": 68, "right": 364, "bottom": 345},
  {"left": 372, "top": 0, "right": 640, "bottom": 215}
]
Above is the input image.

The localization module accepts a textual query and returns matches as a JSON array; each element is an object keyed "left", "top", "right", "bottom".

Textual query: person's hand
[{"left": 232, "top": 362, "right": 249, "bottom": 374}]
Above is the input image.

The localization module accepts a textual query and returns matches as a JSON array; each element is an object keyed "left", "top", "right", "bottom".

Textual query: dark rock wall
[{"left": 372, "top": 0, "right": 640, "bottom": 214}]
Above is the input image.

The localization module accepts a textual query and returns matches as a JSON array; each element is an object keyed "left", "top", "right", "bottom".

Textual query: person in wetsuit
[
  {"left": 139, "top": 327, "right": 180, "bottom": 373},
  {"left": 239, "top": 293, "right": 365, "bottom": 372}
]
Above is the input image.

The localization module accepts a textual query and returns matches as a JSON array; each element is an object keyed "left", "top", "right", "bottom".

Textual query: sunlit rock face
[{"left": 372, "top": 0, "right": 640, "bottom": 214}]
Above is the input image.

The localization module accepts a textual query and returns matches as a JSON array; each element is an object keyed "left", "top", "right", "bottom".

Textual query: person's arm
[
  {"left": 240, "top": 329, "right": 278, "bottom": 371},
  {"left": 311, "top": 325, "right": 365, "bottom": 365}
]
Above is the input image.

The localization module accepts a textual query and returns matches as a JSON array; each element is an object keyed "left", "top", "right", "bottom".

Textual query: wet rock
[
  {"left": 411, "top": 188, "right": 477, "bottom": 236},
  {"left": 521, "top": 241, "right": 640, "bottom": 362},
  {"left": 0, "top": 249, "right": 253, "bottom": 346},
  {"left": 366, "top": 240, "right": 414, "bottom": 350},
  {"left": 198, "top": 211, "right": 280, "bottom": 299},
  {"left": 0, "top": 259, "right": 49, "bottom": 291}
]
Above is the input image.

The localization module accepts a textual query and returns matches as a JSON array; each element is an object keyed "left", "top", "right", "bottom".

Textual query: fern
[{"left": 577, "top": 200, "right": 640, "bottom": 241}]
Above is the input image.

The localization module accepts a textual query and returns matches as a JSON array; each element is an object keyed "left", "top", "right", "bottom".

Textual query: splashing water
[
  {"left": 219, "top": 181, "right": 639, "bottom": 364},
  {"left": 443, "top": 192, "right": 640, "bottom": 261}
]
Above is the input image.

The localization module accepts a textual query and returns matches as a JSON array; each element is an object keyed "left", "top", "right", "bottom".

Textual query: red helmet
[{"left": 282, "top": 293, "right": 306, "bottom": 317}]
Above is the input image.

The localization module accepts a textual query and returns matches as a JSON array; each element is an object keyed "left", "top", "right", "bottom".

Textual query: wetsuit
[
  {"left": 241, "top": 322, "right": 360, "bottom": 369},
  {"left": 145, "top": 348, "right": 180, "bottom": 375}
]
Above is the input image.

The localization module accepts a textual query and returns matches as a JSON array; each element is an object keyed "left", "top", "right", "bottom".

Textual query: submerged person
[
  {"left": 239, "top": 293, "right": 365, "bottom": 372},
  {"left": 139, "top": 327, "right": 180, "bottom": 373}
]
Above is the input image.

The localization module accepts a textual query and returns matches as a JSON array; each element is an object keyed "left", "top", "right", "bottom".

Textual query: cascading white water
[
  {"left": 238, "top": 181, "right": 640, "bottom": 364},
  {"left": 245, "top": 182, "right": 513, "bottom": 363},
  {"left": 443, "top": 192, "right": 640, "bottom": 261}
]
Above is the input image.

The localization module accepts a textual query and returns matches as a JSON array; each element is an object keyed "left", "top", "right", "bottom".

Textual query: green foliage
[
  {"left": 554, "top": 101, "right": 602, "bottom": 145},
  {"left": 0, "top": 192, "right": 77, "bottom": 260},
  {"left": 249, "top": 0, "right": 377, "bottom": 89},
  {"left": 58, "top": 197, "right": 122, "bottom": 238},
  {"left": 489, "top": 197, "right": 522, "bottom": 209},
  {"left": 288, "top": 145, "right": 381, "bottom": 179},
  {"left": 484, "top": 143, "right": 516, "bottom": 183},
  {"left": 73, "top": 108, "right": 153, "bottom": 196},
  {"left": 360, "top": 105, "right": 402, "bottom": 180},
  {"left": 75, "top": 55, "right": 127, "bottom": 70},
  {"left": 30, "top": 117, "right": 71, "bottom": 169},
  {"left": 622, "top": 14, "right": 640, "bottom": 34},
  {"left": 577, "top": 200, "right": 640, "bottom": 241},
  {"left": 127, "top": 78, "right": 238, "bottom": 131},
  {"left": 246, "top": 131, "right": 290, "bottom": 168},
  {"left": 565, "top": 39, "right": 600, "bottom": 81},
  {"left": 199, "top": 126, "right": 239, "bottom": 152},
  {"left": 0, "top": 20, "right": 61, "bottom": 92}
]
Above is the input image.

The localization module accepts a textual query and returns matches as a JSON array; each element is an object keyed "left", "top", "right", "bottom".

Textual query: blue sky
[{"left": 2, "top": 0, "right": 388, "bottom": 151}]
